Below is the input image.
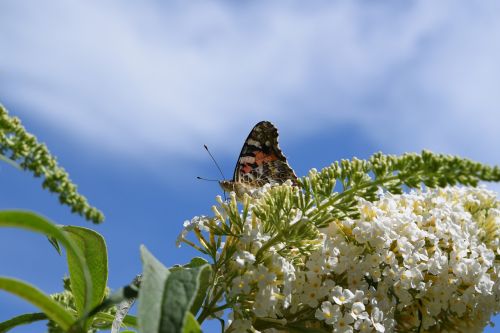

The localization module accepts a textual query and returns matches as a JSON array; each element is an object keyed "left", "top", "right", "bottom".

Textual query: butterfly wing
[{"left": 233, "top": 121, "right": 297, "bottom": 188}]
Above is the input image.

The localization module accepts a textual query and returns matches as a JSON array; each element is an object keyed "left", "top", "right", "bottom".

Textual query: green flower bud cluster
[
  {"left": 0, "top": 104, "right": 104, "bottom": 223},
  {"left": 301, "top": 150, "right": 500, "bottom": 227}
]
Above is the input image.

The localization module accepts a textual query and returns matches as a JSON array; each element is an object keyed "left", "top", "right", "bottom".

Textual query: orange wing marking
[
  {"left": 241, "top": 164, "right": 253, "bottom": 174},
  {"left": 254, "top": 152, "right": 278, "bottom": 165}
]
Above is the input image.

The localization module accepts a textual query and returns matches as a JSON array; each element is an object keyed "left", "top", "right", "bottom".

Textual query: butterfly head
[
  {"left": 219, "top": 179, "right": 259, "bottom": 200},
  {"left": 219, "top": 180, "right": 234, "bottom": 193}
]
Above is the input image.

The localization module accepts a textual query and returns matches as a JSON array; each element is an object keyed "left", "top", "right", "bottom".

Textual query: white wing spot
[
  {"left": 239, "top": 156, "right": 255, "bottom": 164},
  {"left": 246, "top": 138, "right": 262, "bottom": 147}
]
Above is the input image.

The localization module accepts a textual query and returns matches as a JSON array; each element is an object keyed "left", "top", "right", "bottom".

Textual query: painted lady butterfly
[{"left": 219, "top": 121, "right": 297, "bottom": 199}]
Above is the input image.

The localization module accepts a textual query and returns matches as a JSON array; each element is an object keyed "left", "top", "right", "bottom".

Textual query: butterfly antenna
[
  {"left": 203, "top": 145, "right": 228, "bottom": 201},
  {"left": 204, "top": 145, "right": 226, "bottom": 180},
  {"left": 196, "top": 177, "right": 227, "bottom": 201},
  {"left": 196, "top": 176, "right": 219, "bottom": 182}
]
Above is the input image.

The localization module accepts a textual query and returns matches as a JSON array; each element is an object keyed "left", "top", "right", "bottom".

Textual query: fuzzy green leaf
[
  {"left": 138, "top": 246, "right": 208, "bottom": 333},
  {"left": 183, "top": 257, "right": 211, "bottom": 316},
  {"left": 138, "top": 246, "right": 171, "bottom": 333}
]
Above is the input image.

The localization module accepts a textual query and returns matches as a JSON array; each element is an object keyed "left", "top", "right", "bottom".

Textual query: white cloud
[{"left": 1, "top": 0, "right": 500, "bottom": 164}]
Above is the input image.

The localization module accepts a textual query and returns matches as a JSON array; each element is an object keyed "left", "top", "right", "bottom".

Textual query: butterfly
[{"left": 219, "top": 121, "right": 297, "bottom": 199}]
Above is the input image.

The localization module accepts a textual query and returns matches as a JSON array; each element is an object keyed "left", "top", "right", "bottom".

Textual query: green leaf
[
  {"left": 121, "top": 315, "right": 138, "bottom": 327},
  {"left": 161, "top": 261, "right": 208, "bottom": 331},
  {"left": 0, "top": 278, "right": 75, "bottom": 331},
  {"left": 138, "top": 246, "right": 208, "bottom": 333},
  {"left": 47, "top": 236, "right": 62, "bottom": 255},
  {"left": 138, "top": 246, "right": 171, "bottom": 333},
  {"left": 0, "top": 211, "right": 93, "bottom": 313},
  {"left": 184, "top": 257, "right": 209, "bottom": 268},
  {"left": 63, "top": 226, "right": 108, "bottom": 315},
  {"left": 183, "top": 313, "right": 201, "bottom": 333},
  {"left": 0, "top": 312, "right": 47, "bottom": 332},
  {"left": 183, "top": 258, "right": 211, "bottom": 316}
]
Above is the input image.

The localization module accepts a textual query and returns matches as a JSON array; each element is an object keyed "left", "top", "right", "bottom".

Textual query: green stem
[{"left": 197, "top": 286, "right": 225, "bottom": 324}]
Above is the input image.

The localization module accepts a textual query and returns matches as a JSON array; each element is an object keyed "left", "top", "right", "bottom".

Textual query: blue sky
[{"left": 1, "top": 1, "right": 500, "bottom": 332}]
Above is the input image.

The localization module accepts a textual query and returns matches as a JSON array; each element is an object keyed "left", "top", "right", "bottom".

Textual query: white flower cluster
[{"left": 225, "top": 186, "right": 500, "bottom": 332}]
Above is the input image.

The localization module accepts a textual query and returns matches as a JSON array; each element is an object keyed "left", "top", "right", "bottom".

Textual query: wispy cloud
[{"left": 1, "top": 0, "right": 500, "bottom": 163}]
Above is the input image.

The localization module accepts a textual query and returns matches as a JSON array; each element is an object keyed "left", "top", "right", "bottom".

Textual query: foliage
[
  {"left": 0, "top": 212, "right": 120, "bottom": 332},
  {"left": 0, "top": 212, "right": 212, "bottom": 333}
]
